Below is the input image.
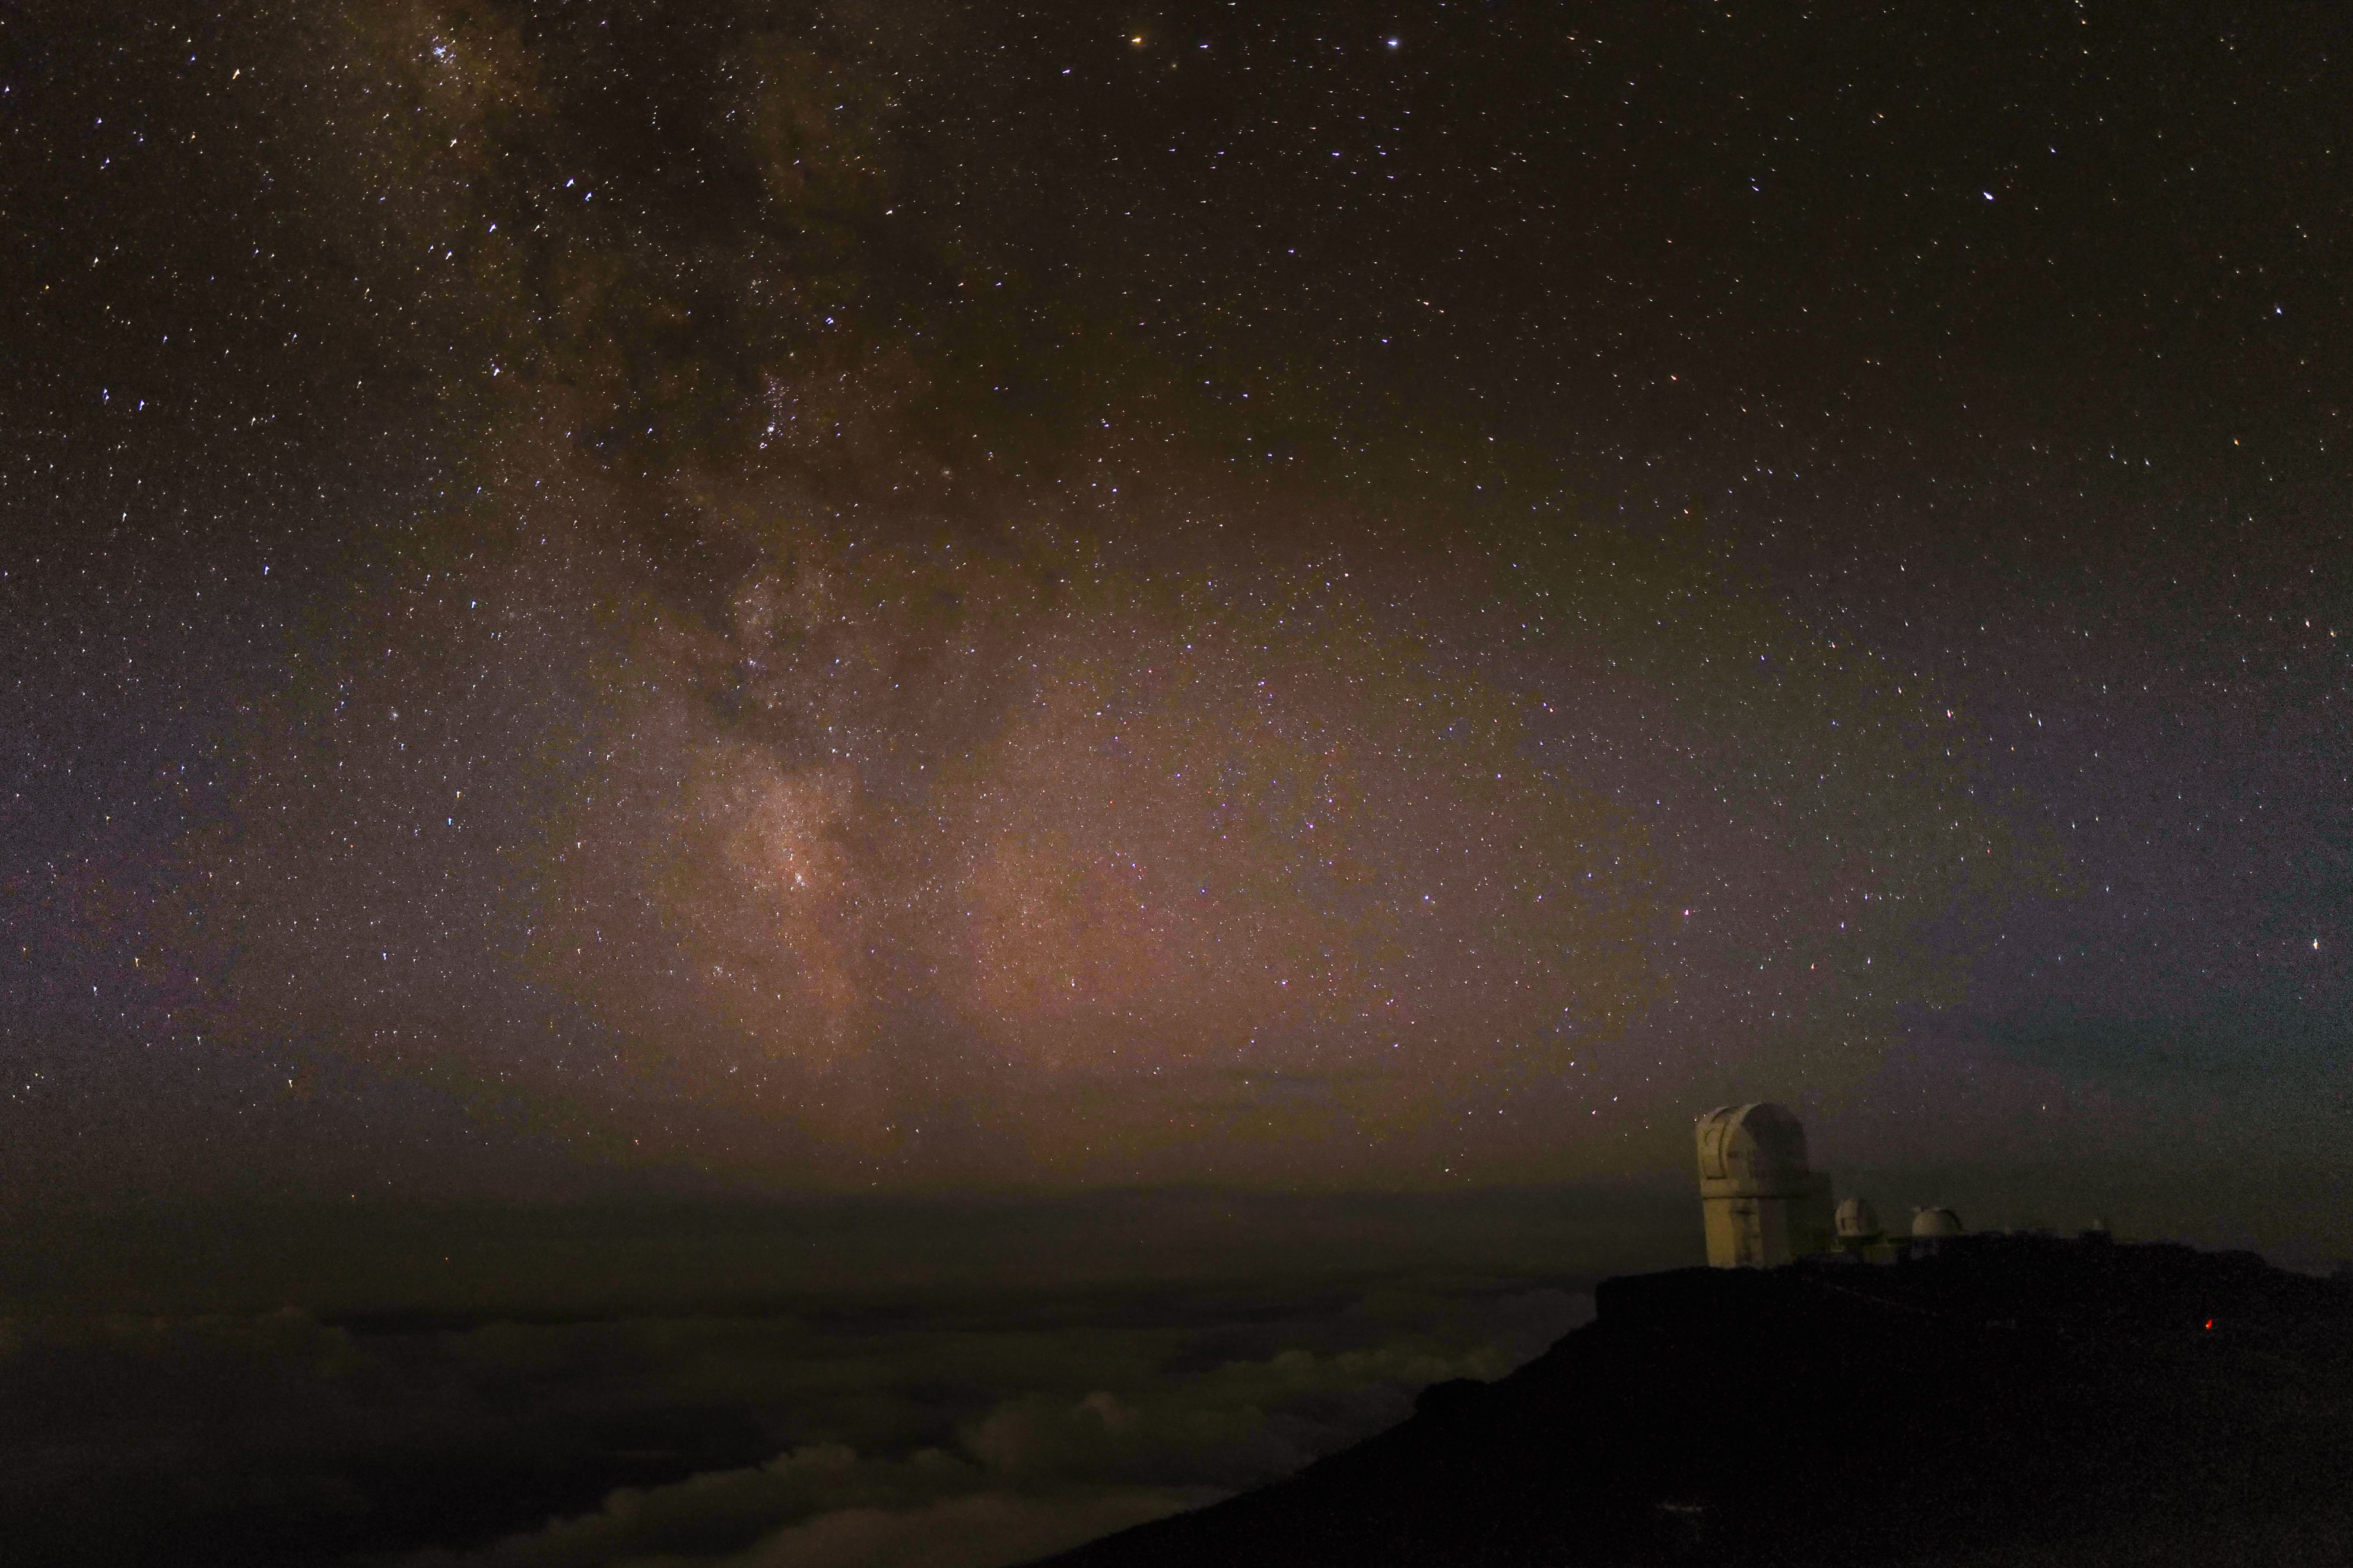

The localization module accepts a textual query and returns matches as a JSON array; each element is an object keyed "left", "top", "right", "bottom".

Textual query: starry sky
[{"left": 4, "top": 3, "right": 2348, "bottom": 1244}]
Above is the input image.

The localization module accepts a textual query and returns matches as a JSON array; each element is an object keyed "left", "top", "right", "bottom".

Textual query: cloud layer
[{"left": 0, "top": 1260, "right": 1588, "bottom": 1568}]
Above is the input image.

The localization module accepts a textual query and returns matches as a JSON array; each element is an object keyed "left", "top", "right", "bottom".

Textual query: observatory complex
[{"left": 1694, "top": 1102, "right": 1967, "bottom": 1267}]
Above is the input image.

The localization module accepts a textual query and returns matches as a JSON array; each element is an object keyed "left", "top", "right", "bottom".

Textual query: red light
[{"left": 2203, "top": 1318, "right": 2214, "bottom": 1331}]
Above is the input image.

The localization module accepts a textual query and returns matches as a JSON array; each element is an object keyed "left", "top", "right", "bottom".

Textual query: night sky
[{"left": 6, "top": 3, "right": 2349, "bottom": 1247}]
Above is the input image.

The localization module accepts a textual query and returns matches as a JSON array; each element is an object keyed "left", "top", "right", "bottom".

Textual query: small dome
[
  {"left": 1694, "top": 1102, "right": 1812, "bottom": 1184},
  {"left": 1911, "top": 1206, "right": 1964, "bottom": 1238},
  {"left": 1835, "top": 1196, "right": 1880, "bottom": 1238}
]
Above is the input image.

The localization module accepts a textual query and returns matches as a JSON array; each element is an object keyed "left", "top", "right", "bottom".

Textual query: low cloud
[
  {"left": 420, "top": 1295, "right": 1584, "bottom": 1568},
  {"left": 427, "top": 1442, "right": 1205, "bottom": 1568},
  {"left": 722, "top": 1487, "right": 1200, "bottom": 1568},
  {"left": 0, "top": 1267, "right": 1590, "bottom": 1568}
]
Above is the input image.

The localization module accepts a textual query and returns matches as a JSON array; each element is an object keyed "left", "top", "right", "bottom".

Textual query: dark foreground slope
[{"left": 1033, "top": 1237, "right": 2353, "bottom": 1567}]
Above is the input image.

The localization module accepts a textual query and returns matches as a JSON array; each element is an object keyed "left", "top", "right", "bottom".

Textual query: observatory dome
[
  {"left": 1692, "top": 1103, "right": 1838, "bottom": 1267},
  {"left": 1693, "top": 1103, "right": 1812, "bottom": 1192},
  {"left": 1835, "top": 1196, "right": 1881, "bottom": 1239},
  {"left": 1911, "top": 1207, "right": 1964, "bottom": 1238}
]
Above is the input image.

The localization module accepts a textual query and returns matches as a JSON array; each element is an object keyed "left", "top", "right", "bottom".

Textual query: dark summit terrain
[{"left": 1033, "top": 1236, "right": 2353, "bottom": 1566}]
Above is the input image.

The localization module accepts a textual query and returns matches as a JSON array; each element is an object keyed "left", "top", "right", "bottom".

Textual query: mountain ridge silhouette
[{"left": 1029, "top": 1235, "right": 2353, "bottom": 1566}]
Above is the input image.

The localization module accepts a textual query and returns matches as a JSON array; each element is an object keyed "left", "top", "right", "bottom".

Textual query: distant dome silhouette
[
  {"left": 1835, "top": 1196, "right": 1881, "bottom": 1239},
  {"left": 1911, "top": 1207, "right": 1964, "bottom": 1238}
]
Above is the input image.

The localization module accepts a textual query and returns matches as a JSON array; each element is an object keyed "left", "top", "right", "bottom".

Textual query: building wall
[{"left": 1698, "top": 1156, "right": 1836, "bottom": 1267}]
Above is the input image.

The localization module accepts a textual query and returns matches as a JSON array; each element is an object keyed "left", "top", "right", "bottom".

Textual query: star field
[{"left": 2, "top": 4, "right": 2346, "bottom": 1234}]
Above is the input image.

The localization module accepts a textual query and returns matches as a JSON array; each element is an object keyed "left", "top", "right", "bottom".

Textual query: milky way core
[{"left": 173, "top": 421, "right": 2010, "bottom": 1184}]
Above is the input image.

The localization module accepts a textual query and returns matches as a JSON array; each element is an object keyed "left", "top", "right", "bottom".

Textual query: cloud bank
[{"left": 0, "top": 1264, "right": 1589, "bottom": 1567}]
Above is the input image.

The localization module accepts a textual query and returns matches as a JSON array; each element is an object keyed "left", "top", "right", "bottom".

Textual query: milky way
[
  {"left": 7, "top": 3, "right": 2344, "bottom": 1216},
  {"left": 169, "top": 403, "right": 2014, "bottom": 1184}
]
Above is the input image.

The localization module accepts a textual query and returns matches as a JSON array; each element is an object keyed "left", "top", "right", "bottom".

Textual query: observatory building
[
  {"left": 1693, "top": 1103, "right": 1838, "bottom": 1267},
  {"left": 1691, "top": 1103, "right": 1970, "bottom": 1267},
  {"left": 1835, "top": 1195, "right": 1882, "bottom": 1244}
]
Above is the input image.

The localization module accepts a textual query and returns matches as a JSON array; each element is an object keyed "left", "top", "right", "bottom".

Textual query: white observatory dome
[
  {"left": 1911, "top": 1206, "right": 1964, "bottom": 1238},
  {"left": 1693, "top": 1103, "right": 1812, "bottom": 1190},
  {"left": 1692, "top": 1103, "right": 1837, "bottom": 1268},
  {"left": 1834, "top": 1195, "right": 1880, "bottom": 1239}
]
